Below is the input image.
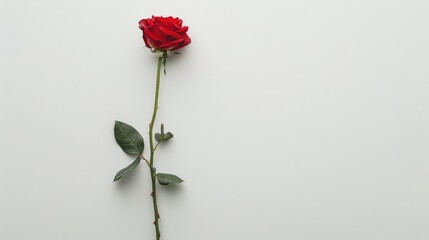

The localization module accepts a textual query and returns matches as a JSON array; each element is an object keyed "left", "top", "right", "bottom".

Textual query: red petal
[
  {"left": 143, "top": 28, "right": 162, "bottom": 42},
  {"left": 142, "top": 35, "right": 151, "bottom": 48},
  {"left": 177, "top": 26, "right": 188, "bottom": 33},
  {"left": 160, "top": 38, "right": 184, "bottom": 50},
  {"left": 159, "top": 26, "right": 182, "bottom": 40},
  {"left": 139, "top": 19, "right": 153, "bottom": 29},
  {"left": 182, "top": 35, "right": 191, "bottom": 46},
  {"left": 148, "top": 38, "right": 161, "bottom": 48}
]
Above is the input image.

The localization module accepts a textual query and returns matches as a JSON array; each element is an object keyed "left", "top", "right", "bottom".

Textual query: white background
[{"left": 1, "top": 0, "right": 428, "bottom": 239}]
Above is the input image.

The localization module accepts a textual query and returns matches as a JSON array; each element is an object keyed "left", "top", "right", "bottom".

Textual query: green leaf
[
  {"left": 164, "top": 132, "right": 174, "bottom": 141},
  {"left": 154, "top": 133, "right": 163, "bottom": 142},
  {"left": 114, "top": 157, "right": 140, "bottom": 181},
  {"left": 154, "top": 124, "right": 173, "bottom": 143},
  {"left": 114, "top": 121, "right": 144, "bottom": 155},
  {"left": 160, "top": 124, "right": 165, "bottom": 135},
  {"left": 156, "top": 173, "right": 184, "bottom": 185}
]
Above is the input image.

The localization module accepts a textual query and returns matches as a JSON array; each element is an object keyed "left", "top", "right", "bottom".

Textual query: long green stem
[{"left": 149, "top": 57, "right": 163, "bottom": 240}]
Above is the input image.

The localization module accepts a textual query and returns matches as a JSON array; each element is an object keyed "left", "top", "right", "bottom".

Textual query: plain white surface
[{"left": 1, "top": 0, "right": 429, "bottom": 239}]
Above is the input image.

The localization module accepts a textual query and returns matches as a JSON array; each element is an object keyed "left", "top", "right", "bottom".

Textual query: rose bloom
[{"left": 138, "top": 16, "right": 191, "bottom": 51}]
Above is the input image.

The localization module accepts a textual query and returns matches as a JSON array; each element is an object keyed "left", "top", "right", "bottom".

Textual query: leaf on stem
[
  {"left": 114, "top": 121, "right": 144, "bottom": 155},
  {"left": 156, "top": 173, "right": 184, "bottom": 185},
  {"left": 155, "top": 124, "right": 174, "bottom": 143},
  {"left": 154, "top": 133, "right": 163, "bottom": 142},
  {"left": 113, "top": 156, "right": 141, "bottom": 181},
  {"left": 163, "top": 132, "right": 174, "bottom": 141}
]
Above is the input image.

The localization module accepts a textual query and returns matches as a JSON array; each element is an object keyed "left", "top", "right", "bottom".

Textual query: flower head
[{"left": 139, "top": 16, "right": 191, "bottom": 51}]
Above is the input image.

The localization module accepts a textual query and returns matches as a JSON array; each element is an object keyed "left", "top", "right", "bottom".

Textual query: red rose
[{"left": 138, "top": 16, "right": 191, "bottom": 51}]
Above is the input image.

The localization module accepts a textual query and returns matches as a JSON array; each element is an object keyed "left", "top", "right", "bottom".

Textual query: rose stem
[{"left": 149, "top": 56, "right": 163, "bottom": 240}]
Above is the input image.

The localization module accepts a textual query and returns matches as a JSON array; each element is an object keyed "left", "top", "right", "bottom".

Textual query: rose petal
[
  {"left": 142, "top": 35, "right": 151, "bottom": 48},
  {"left": 139, "top": 19, "right": 153, "bottom": 29},
  {"left": 175, "top": 19, "right": 183, "bottom": 27},
  {"left": 156, "top": 21, "right": 180, "bottom": 31},
  {"left": 148, "top": 38, "right": 161, "bottom": 48},
  {"left": 177, "top": 26, "right": 188, "bottom": 33},
  {"left": 182, "top": 34, "right": 191, "bottom": 46},
  {"left": 160, "top": 38, "right": 184, "bottom": 50},
  {"left": 142, "top": 28, "right": 162, "bottom": 42},
  {"left": 159, "top": 26, "right": 182, "bottom": 40}
]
